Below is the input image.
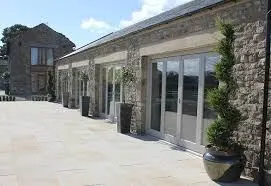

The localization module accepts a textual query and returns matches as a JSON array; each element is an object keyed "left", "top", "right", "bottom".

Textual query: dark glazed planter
[
  {"left": 80, "top": 96, "right": 90, "bottom": 117},
  {"left": 203, "top": 147, "right": 246, "bottom": 182},
  {"left": 117, "top": 103, "right": 133, "bottom": 134},
  {"left": 47, "top": 94, "right": 56, "bottom": 102},
  {"left": 62, "top": 92, "right": 69, "bottom": 107}
]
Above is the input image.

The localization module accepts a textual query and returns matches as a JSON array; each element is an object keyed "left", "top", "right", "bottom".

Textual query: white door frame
[
  {"left": 99, "top": 63, "right": 124, "bottom": 121},
  {"left": 146, "top": 52, "right": 218, "bottom": 154}
]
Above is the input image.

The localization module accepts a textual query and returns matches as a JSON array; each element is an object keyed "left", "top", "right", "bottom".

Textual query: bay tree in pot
[
  {"left": 62, "top": 74, "right": 69, "bottom": 107},
  {"left": 116, "top": 67, "right": 136, "bottom": 134},
  {"left": 203, "top": 19, "right": 246, "bottom": 182},
  {"left": 79, "top": 71, "right": 90, "bottom": 117}
]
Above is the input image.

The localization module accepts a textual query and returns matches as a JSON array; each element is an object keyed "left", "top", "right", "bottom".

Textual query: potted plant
[
  {"left": 203, "top": 19, "right": 246, "bottom": 182},
  {"left": 79, "top": 71, "right": 90, "bottom": 117},
  {"left": 115, "top": 66, "right": 136, "bottom": 134},
  {"left": 62, "top": 73, "right": 69, "bottom": 107},
  {"left": 47, "top": 70, "right": 56, "bottom": 102}
]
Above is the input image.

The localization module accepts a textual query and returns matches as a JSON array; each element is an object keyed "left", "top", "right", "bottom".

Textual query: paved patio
[{"left": 0, "top": 102, "right": 257, "bottom": 186}]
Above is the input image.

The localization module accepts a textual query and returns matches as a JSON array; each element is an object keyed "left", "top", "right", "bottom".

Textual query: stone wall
[
  {"left": 9, "top": 23, "right": 75, "bottom": 96},
  {"left": 233, "top": 20, "right": 268, "bottom": 178}
]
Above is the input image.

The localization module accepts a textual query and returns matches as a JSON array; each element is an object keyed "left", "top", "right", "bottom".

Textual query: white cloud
[
  {"left": 81, "top": 0, "right": 192, "bottom": 33},
  {"left": 81, "top": 18, "right": 113, "bottom": 32},
  {"left": 119, "top": 0, "right": 192, "bottom": 28}
]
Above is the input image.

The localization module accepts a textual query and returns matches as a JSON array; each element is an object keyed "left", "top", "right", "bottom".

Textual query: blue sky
[{"left": 0, "top": 0, "right": 192, "bottom": 48}]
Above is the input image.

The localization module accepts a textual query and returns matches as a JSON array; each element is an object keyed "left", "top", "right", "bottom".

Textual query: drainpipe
[{"left": 259, "top": 0, "right": 271, "bottom": 185}]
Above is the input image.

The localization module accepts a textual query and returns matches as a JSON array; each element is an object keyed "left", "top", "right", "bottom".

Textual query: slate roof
[{"left": 57, "top": 0, "right": 225, "bottom": 61}]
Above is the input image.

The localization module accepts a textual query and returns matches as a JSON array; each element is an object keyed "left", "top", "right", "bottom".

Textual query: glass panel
[
  {"left": 77, "top": 72, "right": 80, "bottom": 105},
  {"left": 115, "top": 66, "right": 121, "bottom": 102},
  {"left": 107, "top": 68, "right": 113, "bottom": 115},
  {"left": 42, "top": 48, "right": 46, "bottom": 65},
  {"left": 102, "top": 67, "right": 106, "bottom": 113},
  {"left": 80, "top": 80, "right": 83, "bottom": 96},
  {"left": 181, "top": 57, "right": 199, "bottom": 142},
  {"left": 165, "top": 59, "right": 179, "bottom": 136},
  {"left": 151, "top": 62, "right": 163, "bottom": 131},
  {"left": 202, "top": 55, "right": 219, "bottom": 145},
  {"left": 47, "top": 49, "right": 53, "bottom": 65},
  {"left": 31, "top": 48, "right": 38, "bottom": 65}
]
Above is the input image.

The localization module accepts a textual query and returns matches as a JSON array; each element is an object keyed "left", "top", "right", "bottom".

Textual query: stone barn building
[
  {"left": 9, "top": 23, "right": 75, "bottom": 96},
  {"left": 55, "top": 0, "right": 271, "bottom": 180}
]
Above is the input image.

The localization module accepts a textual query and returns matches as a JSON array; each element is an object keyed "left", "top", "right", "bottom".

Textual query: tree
[
  {"left": 0, "top": 24, "right": 30, "bottom": 56},
  {"left": 47, "top": 70, "right": 56, "bottom": 102},
  {"left": 206, "top": 19, "right": 242, "bottom": 152}
]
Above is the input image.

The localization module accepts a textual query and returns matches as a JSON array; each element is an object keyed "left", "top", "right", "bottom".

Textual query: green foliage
[
  {"left": 47, "top": 70, "right": 55, "bottom": 98},
  {"left": 80, "top": 71, "right": 89, "bottom": 82},
  {"left": 116, "top": 67, "right": 136, "bottom": 86},
  {"left": 0, "top": 24, "right": 30, "bottom": 56},
  {"left": 1, "top": 71, "right": 10, "bottom": 80},
  {"left": 206, "top": 19, "right": 241, "bottom": 152}
]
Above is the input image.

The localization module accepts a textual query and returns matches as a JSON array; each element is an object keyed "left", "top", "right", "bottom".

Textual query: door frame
[
  {"left": 99, "top": 62, "right": 125, "bottom": 121},
  {"left": 146, "top": 52, "right": 218, "bottom": 154}
]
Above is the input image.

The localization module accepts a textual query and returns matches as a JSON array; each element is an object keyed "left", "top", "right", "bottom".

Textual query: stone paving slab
[{"left": 0, "top": 102, "right": 257, "bottom": 186}]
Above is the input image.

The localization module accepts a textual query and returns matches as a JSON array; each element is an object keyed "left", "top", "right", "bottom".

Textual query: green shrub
[{"left": 207, "top": 19, "right": 242, "bottom": 152}]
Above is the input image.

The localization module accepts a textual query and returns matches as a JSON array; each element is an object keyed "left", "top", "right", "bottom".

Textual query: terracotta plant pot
[{"left": 203, "top": 146, "right": 246, "bottom": 182}]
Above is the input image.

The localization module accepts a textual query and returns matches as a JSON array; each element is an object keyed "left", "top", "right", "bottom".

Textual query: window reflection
[
  {"left": 151, "top": 62, "right": 163, "bottom": 131},
  {"left": 166, "top": 61, "right": 179, "bottom": 112},
  {"left": 107, "top": 68, "right": 113, "bottom": 115},
  {"left": 202, "top": 55, "right": 219, "bottom": 145},
  {"left": 182, "top": 58, "right": 199, "bottom": 143},
  {"left": 165, "top": 60, "right": 179, "bottom": 136},
  {"left": 102, "top": 68, "right": 106, "bottom": 113}
]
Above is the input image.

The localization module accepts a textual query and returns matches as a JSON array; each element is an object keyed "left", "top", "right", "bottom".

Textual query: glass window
[
  {"left": 181, "top": 57, "right": 200, "bottom": 143},
  {"left": 31, "top": 48, "right": 38, "bottom": 65},
  {"left": 165, "top": 60, "right": 179, "bottom": 112},
  {"left": 31, "top": 48, "right": 53, "bottom": 65},
  {"left": 102, "top": 68, "right": 106, "bottom": 113},
  {"left": 165, "top": 59, "right": 179, "bottom": 136},
  {"left": 151, "top": 62, "right": 163, "bottom": 131},
  {"left": 47, "top": 49, "right": 53, "bottom": 65},
  {"left": 202, "top": 55, "right": 220, "bottom": 145},
  {"left": 107, "top": 68, "right": 114, "bottom": 115}
]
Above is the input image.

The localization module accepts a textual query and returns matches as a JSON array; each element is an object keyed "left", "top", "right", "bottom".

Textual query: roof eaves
[{"left": 56, "top": 0, "right": 226, "bottom": 62}]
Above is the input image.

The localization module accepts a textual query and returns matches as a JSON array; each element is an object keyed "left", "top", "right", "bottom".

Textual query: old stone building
[
  {"left": 9, "top": 23, "right": 75, "bottom": 96},
  {"left": 55, "top": 0, "right": 270, "bottom": 180}
]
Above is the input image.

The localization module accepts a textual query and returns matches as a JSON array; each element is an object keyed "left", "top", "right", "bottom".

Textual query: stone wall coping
[
  {"left": 94, "top": 51, "right": 127, "bottom": 64},
  {"left": 57, "top": 64, "right": 69, "bottom": 70},
  {"left": 71, "top": 60, "right": 89, "bottom": 68}
]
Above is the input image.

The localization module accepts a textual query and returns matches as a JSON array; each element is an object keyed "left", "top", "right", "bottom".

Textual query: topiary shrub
[{"left": 206, "top": 19, "right": 242, "bottom": 153}]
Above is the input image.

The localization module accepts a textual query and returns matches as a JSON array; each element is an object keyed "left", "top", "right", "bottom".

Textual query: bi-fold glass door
[
  {"left": 100, "top": 65, "right": 123, "bottom": 122},
  {"left": 148, "top": 53, "right": 219, "bottom": 153}
]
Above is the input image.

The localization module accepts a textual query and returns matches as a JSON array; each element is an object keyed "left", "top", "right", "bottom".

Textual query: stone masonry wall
[
  {"left": 9, "top": 23, "right": 74, "bottom": 96},
  {"left": 233, "top": 20, "right": 268, "bottom": 178}
]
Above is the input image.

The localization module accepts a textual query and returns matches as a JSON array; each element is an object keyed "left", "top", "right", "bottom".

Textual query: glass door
[
  {"left": 150, "top": 61, "right": 163, "bottom": 136},
  {"left": 164, "top": 57, "right": 179, "bottom": 143},
  {"left": 148, "top": 53, "right": 219, "bottom": 154},
  {"left": 107, "top": 67, "right": 114, "bottom": 120},
  {"left": 178, "top": 55, "right": 201, "bottom": 152},
  {"left": 100, "top": 65, "right": 123, "bottom": 122}
]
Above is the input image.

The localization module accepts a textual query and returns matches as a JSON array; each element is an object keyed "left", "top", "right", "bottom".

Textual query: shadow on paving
[{"left": 215, "top": 178, "right": 257, "bottom": 186}]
